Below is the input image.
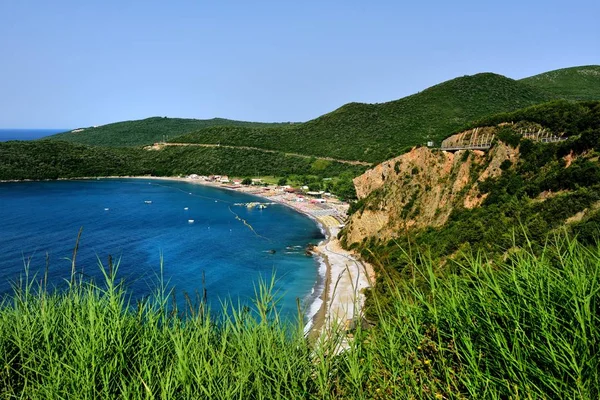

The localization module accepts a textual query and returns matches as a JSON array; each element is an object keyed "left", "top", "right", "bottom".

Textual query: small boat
[
  {"left": 184, "top": 207, "right": 189, "bottom": 210},
  {"left": 144, "top": 200, "right": 152, "bottom": 204},
  {"left": 188, "top": 219, "right": 195, "bottom": 223},
  {"left": 104, "top": 208, "right": 109, "bottom": 211}
]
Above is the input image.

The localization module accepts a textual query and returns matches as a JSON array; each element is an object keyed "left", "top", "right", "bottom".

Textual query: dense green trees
[
  {"left": 171, "top": 73, "right": 555, "bottom": 163},
  {"left": 46, "top": 117, "right": 289, "bottom": 147},
  {"left": 0, "top": 141, "right": 366, "bottom": 182},
  {"left": 520, "top": 65, "right": 600, "bottom": 101}
]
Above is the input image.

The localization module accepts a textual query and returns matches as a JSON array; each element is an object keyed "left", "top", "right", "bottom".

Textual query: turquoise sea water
[{"left": 0, "top": 179, "right": 325, "bottom": 323}]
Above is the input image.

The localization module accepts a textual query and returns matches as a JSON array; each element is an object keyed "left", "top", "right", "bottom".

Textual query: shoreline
[{"left": 0, "top": 175, "right": 375, "bottom": 338}]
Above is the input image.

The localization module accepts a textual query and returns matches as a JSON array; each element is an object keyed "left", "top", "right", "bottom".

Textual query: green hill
[
  {"left": 520, "top": 65, "right": 600, "bottom": 100},
  {"left": 345, "top": 100, "right": 600, "bottom": 264},
  {"left": 172, "top": 73, "right": 554, "bottom": 163},
  {"left": 46, "top": 117, "right": 290, "bottom": 147},
  {"left": 43, "top": 67, "right": 598, "bottom": 164},
  {"left": 0, "top": 140, "right": 365, "bottom": 182}
]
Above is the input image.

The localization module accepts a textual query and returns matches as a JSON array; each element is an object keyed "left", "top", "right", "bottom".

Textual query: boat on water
[
  {"left": 144, "top": 200, "right": 152, "bottom": 204},
  {"left": 188, "top": 219, "right": 195, "bottom": 223}
]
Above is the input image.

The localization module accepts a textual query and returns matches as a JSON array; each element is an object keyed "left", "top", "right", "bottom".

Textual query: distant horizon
[
  {"left": 2, "top": 64, "right": 599, "bottom": 130},
  {"left": 0, "top": 128, "right": 70, "bottom": 142},
  {"left": 0, "top": 128, "right": 71, "bottom": 131},
  {"left": 2, "top": 0, "right": 598, "bottom": 128}
]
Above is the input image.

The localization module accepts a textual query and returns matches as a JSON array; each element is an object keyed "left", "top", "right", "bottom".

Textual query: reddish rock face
[{"left": 345, "top": 142, "right": 519, "bottom": 246}]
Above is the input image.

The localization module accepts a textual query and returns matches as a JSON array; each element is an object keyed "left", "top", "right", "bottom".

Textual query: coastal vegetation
[
  {"left": 0, "top": 236, "right": 597, "bottom": 398},
  {"left": 0, "top": 141, "right": 366, "bottom": 183},
  {"left": 46, "top": 117, "right": 289, "bottom": 147}
]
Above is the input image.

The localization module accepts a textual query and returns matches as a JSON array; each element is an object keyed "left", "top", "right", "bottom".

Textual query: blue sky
[{"left": 1, "top": 0, "right": 598, "bottom": 128}]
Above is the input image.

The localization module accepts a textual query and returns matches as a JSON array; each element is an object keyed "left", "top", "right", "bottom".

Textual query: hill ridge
[
  {"left": 47, "top": 66, "right": 598, "bottom": 164},
  {"left": 520, "top": 65, "right": 600, "bottom": 101},
  {"left": 171, "top": 73, "right": 553, "bottom": 163}
]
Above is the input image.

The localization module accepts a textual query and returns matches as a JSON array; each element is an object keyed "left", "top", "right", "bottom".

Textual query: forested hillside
[
  {"left": 172, "top": 73, "right": 554, "bottom": 163},
  {"left": 521, "top": 65, "right": 600, "bottom": 101},
  {"left": 0, "top": 141, "right": 364, "bottom": 181},
  {"left": 42, "top": 66, "right": 600, "bottom": 166},
  {"left": 46, "top": 117, "right": 289, "bottom": 147}
]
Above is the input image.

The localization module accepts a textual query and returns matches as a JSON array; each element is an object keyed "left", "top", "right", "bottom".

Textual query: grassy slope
[
  {"left": 172, "top": 73, "right": 554, "bottom": 163},
  {"left": 520, "top": 65, "right": 600, "bottom": 101},
  {"left": 46, "top": 117, "right": 290, "bottom": 147}
]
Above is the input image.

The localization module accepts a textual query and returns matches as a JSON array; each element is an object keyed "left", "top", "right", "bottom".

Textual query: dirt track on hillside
[{"left": 146, "top": 142, "right": 372, "bottom": 167}]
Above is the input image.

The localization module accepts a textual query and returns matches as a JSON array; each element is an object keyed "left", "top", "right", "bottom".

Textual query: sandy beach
[{"left": 2, "top": 174, "right": 375, "bottom": 338}]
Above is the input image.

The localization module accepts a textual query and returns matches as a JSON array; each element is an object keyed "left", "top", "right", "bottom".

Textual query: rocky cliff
[{"left": 344, "top": 140, "right": 519, "bottom": 246}]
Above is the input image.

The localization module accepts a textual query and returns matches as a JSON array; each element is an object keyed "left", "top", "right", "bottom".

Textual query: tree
[
  {"left": 242, "top": 177, "right": 252, "bottom": 185},
  {"left": 308, "top": 182, "right": 322, "bottom": 192},
  {"left": 278, "top": 177, "right": 288, "bottom": 186},
  {"left": 333, "top": 178, "right": 357, "bottom": 200}
]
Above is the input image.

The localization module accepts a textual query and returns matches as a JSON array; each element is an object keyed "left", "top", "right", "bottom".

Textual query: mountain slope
[
  {"left": 342, "top": 100, "right": 600, "bottom": 258},
  {"left": 172, "top": 73, "right": 554, "bottom": 163},
  {"left": 520, "top": 65, "right": 600, "bottom": 101},
  {"left": 46, "top": 117, "right": 289, "bottom": 147}
]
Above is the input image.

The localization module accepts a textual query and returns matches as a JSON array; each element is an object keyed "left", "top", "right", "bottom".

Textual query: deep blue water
[
  {"left": 0, "top": 128, "right": 68, "bottom": 142},
  {"left": 0, "top": 179, "right": 325, "bottom": 323}
]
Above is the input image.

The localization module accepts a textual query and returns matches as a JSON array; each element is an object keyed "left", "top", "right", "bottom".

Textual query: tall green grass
[
  {"left": 1, "top": 235, "right": 598, "bottom": 398},
  {"left": 358, "top": 235, "right": 600, "bottom": 399}
]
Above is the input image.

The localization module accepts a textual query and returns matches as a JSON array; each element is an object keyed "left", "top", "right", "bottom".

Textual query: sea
[
  {"left": 0, "top": 128, "right": 68, "bottom": 142},
  {"left": 0, "top": 179, "right": 326, "bottom": 326}
]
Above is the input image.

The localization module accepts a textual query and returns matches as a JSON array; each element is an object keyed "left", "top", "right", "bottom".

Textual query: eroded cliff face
[{"left": 344, "top": 143, "right": 519, "bottom": 246}]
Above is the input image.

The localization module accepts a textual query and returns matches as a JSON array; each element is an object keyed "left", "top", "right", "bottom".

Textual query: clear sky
[{"left": 1, "top": 0, "right": 598, "bottom": 128}]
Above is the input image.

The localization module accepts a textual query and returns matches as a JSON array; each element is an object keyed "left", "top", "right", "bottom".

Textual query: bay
[{"left": 0, "top": 179, "right": 325, "bottom": 322}]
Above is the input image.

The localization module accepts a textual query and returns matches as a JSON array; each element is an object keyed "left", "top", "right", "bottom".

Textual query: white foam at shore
[{"left": 303, "top": 255, "right": 327, "bottom": 335}]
